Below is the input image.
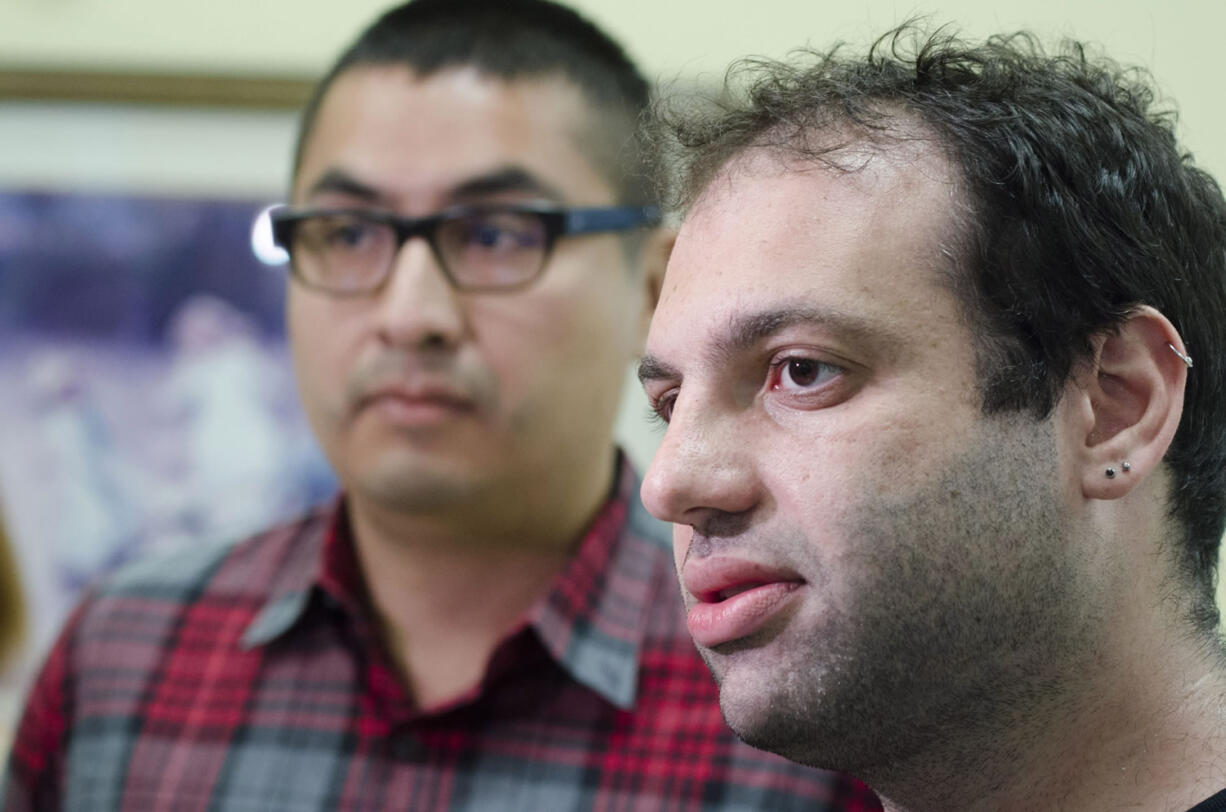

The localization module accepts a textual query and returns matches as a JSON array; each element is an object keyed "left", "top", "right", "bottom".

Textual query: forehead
[
  {"left": 650, "top": 147, "right": 964, "bottom": 362},
  {"left": 294, "top": 65, "right": 614, "bottom": 206}
]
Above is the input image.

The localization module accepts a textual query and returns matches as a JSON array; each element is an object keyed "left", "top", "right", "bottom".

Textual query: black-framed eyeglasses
[{"left": 265, "top": 202, "right": 661, "bottom": 296}]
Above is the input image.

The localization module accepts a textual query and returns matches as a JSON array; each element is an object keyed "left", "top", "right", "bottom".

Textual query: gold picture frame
[{"left": 0, "top": 67, "right": 314, "bottom": 109}]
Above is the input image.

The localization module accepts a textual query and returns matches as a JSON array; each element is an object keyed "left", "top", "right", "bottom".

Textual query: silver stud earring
[
  {"left": 1122, "top": 461, "right": 1131, "bottom": 472},
  {"left": 1106, "top": 467, "right": 1116, "bottom": 478}
]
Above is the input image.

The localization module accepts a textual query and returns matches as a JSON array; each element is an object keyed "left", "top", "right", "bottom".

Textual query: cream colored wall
[
  {"left": 2, "top": 0, "right": 1223, "bottom": 176},
  {"left": 2, "top": 0, "right": 1224, "bottom": 607}
]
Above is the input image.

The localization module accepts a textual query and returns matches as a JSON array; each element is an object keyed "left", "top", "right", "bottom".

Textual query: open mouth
[
  {"left": 714, "top": 583, "right": 765, "bottom": 602},
  {"left": 686, "top": 580, "right": 804, "bottom": 648}
]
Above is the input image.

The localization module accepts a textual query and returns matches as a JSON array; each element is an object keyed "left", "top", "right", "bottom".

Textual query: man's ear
[
  {"left": 1074, "top": 305, "right": 1189, "bottom": 500},
  {"left": 634, "top": 226, "right": 675, "bottom": 346}
]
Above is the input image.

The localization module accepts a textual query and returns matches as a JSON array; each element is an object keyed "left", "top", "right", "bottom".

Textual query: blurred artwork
[
  {"left": 27, "top": 351, "right": 141, "bottom": 588},
  {"left": 0, "top": 190, "right": 336, "bottom": 657}
]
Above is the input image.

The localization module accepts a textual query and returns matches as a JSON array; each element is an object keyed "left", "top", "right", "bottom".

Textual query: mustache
[
  {"left": 344, "top": 350, "right": 493, "bottom": 411},
  {"left": 683, "top": 510, "right": 756, "bottom": 566},
  {"left": 691, "top": 510, "right": 755, "bottom": 543}
]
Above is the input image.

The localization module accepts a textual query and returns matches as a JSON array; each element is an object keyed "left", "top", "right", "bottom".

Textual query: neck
[
  {"left": 346, "top": 456, "right": 618, "bottom": 710},
  {"left": 873, "top": 610, "right": 1226, "bottom": 812}
]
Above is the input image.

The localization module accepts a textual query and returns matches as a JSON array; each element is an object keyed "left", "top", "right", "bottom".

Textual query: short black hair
[
  {"left": 662, "top": 26, "right": 1226, "bottom": 630},
  {"left": 294, "top": 0, "right": 657, "bottom": 206}
]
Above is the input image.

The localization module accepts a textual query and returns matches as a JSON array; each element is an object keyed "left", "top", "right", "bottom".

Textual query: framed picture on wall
[
  {"left": 0, "top": 69, "right": 332, "bottom": 681},
  {"left": 0, "top": 189, "right": 336, "bottom": 649}
]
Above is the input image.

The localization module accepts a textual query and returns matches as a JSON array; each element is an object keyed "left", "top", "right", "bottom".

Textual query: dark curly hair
[{"left": 662, "top": 26, "right": 1226, "bottom": 631}]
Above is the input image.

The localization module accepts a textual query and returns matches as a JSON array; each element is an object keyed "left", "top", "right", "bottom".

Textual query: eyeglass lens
[{"left": 289, "top": 210, "right": 550, "bottom": 293}]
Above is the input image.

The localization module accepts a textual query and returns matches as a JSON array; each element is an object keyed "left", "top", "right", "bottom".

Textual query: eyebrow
[
  {"left": 637, "top": 354, "right": 681, "bottom": 385},
  {"left": 302, "top": 165, "right": 567, "bottom": 208},
  {"left": 715, "top": 305, "right": 881, "bottom": 362},
  {"left": 305, "top": 169, "right": 382, "bottom": 203},
  {"left": 449, "top": 166, "right": 566, "bottom": 203},
  {"left": 638, "top": 303, "right": 890, "bottom": 385}
]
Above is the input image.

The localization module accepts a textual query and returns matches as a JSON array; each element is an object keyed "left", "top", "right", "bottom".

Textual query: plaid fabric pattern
[{"left": 3, "top": 461, "right": 881, "bottom": 811}]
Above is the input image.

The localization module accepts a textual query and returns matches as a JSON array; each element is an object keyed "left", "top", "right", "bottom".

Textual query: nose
[
  {"left": 374, "top": 236, "right": 467, "bottom": 350},
  {"left": 640, "top": 393, "right": 760, "bottom": 529}
]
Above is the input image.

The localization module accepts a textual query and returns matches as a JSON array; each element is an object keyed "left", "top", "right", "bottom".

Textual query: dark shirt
[
  {"left": 1189, "top": 789, "right": 1226, "bottom": 812},
  {"left": 3, "top": 461, "right": 880, "bottom": 810}
]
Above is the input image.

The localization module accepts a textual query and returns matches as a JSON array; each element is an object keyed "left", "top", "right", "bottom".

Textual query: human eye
[
  {"left": 644, "top": 387, "right": 679, "bottom": 427},
  {"left": 329, "top": 221, "right": 376, "bottom": 248},
  {"left": 286, "top": 212, "right": 393, "bottom": 293},
  {"left": 456, "top": 211, "right": 546, "bottom": 253},
  {"left": 765, "top": 353, "right": 843, "bottom": 399},
  {"left": 299, "top": 214, "right": 381, "bottom": 253}
]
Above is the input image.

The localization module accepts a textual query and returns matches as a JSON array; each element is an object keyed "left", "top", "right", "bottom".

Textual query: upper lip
[
  {"left": 356, "top": 379, "right": 476, "bottom": 412},
  {"left": 681, "top": 555, "right": 805, "bottom": 604}
]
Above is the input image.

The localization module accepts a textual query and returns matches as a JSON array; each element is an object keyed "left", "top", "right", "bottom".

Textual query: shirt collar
[
  {"left": 240, "top": 455, "right": 672, "bottom": 711},
  {"left": 527, "top": 457, "right": 669, "bottom": 709},
  {"left": 239, "top": 505, "right": 336, "bottom": 650}
]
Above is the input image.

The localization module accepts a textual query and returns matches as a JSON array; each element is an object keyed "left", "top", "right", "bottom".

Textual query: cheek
[
  {"left": 547, "top": 242, "right": 644, "bottom": 347},
  {"left": 287, "top": 301, "right": 319, "bottom": 381},
  {"left": 475, "top": 285, "right": 638, "bottom": 400},
  {"left": 773, "top": 393, "right": 978, "bottom": 490},
  {"left": 287, "top": 296, "right": 352, "bottom": 421},
  {"left": 757, "top": 411, "right": 926, "bottom": 547},
  {"left": 542, "top": 271, "right": 639, "bottom": 346}
]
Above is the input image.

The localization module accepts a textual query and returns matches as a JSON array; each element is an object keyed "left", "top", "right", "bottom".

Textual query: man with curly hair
[{"left": 640, "top": 27, "right": 1226, "bottom": 812}]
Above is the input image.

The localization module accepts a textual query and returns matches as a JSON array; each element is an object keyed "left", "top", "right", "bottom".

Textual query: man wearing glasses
[{"left": 3, "top": 0, "right": 878, "bottom": 809}]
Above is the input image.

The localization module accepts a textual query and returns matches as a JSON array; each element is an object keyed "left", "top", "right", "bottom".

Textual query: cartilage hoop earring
[{"left": 1168, "top": 343, "right": 1193, "bottom": 368}]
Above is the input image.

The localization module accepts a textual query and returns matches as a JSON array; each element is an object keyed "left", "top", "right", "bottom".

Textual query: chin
[
  {"left": 707, "top": 646, "right": 869, "bottom": 772},
  {"left": 720, "top": 693, "right": 824, "bottom": 767},
  {"left": 719, "top": 687, "right": 865, "bottom": 772},
  {"left": 356, "top": 454, "right": 491, "bottom": 511}
]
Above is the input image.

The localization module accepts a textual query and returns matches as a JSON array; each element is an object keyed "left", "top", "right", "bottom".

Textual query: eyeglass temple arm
[{"left": 564, "top": 206, "right": 661, "bottom": 235}]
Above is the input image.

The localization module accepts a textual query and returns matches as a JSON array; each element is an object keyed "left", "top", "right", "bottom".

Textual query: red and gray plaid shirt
[{"left": 3, "top": 461, "right": 880, "bottom": 811}]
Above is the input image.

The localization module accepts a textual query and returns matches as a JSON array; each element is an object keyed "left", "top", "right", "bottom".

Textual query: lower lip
[
  {"left": 364, "top": 396, "right": 472, "bottom": 427},
  {"left": 687, "top": 582, "right": 803, "bottom": 648}
]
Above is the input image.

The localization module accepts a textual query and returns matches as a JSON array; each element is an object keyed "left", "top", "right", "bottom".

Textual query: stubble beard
[{"left": 708, "top": 416, "right": 1100, "bottom": 790}]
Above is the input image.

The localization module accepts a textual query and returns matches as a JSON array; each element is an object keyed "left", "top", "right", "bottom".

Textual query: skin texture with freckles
[{"left": 640, "top": 148, "right": 1108, "bottom": 797}]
